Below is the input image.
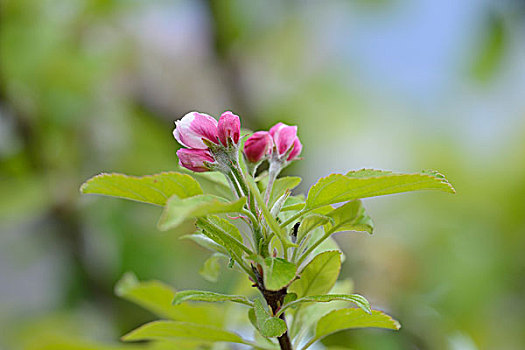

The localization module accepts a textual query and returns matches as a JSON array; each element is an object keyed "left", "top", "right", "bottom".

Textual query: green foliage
[
  {"left": 269, "top": 176, "right": 302, "bottom": 207},
  {"left": 158, "top": 195, "right": 246, "bottom": 231},
  {"left": 296, "top": 213, "right": 333, "bottom": 244},
  {"left": 114, "top": 273, "right": 223, "bottom": 326},
  {"left": 262, "top": 257, "right": 297, "bottom": 291},
  {"left": 79, "top": 159, "right": 454, "bottom": 348},
  {"left": 172, "top": 290, "right": 253, "bottom": 306},
  {"left": 196, "top": 215, "right": 252, "bottom": 259},
  {"left": 121, "top": 320, "right": 250, "bottom": 345},
  {"left": 253, "top": 299, "right": 288, "bottom": 338},
  {"left": 206, "top": 215, "right": 244, "bottom": 242},
  {"left": 302, "top": 309, "right": 401, "bottom": 349},
  {"left": 289, "top": 251, "right": 341, "bottom": 298},
  {"left": 277, "top": 294, "right": 371, "bottom": 316},
  {"left": 310, "top": 236, "right": 345, "bottom": 263},
  {"left": 181, "top": 233, "right": 228, "bottom": 255},
  {"left": 288, "top": 279, "right": 356, "bottom": 338},
  {"left": 305, "top": 169, "right": 455, "bottom": 210},
  {"left": 80, "top": 172, "right": 202, "bottom": 206},
  {"left": 323, "top": 200, "right": 374, "bottom": 234},
  {"left": 281, "top": 201, "right": 306, "bottom": 212}
]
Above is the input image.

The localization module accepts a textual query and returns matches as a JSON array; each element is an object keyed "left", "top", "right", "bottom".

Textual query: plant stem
[
  {"left": 245, "top": 175, "right": 295, "bottom": 259},
  {"left": 276, "top": 314, "right": 293, "bottom": 350},
  {"left": 228, "top": 161, "right": 266, "bottom": 254},
  {"left": 242, "top": 208, "right": 258, "bottom": 227},
  {"left": 230, "top": 164, "right": 258, "bottom": 217},
  {"left": 252, "top": 267, "right": 293, "bottom": 350},
  {"left": 225, "top": 171, "right": 242, "bottom": 199},
  {"left": 264, "top": 161, "right": 281, "bottom": 204}
]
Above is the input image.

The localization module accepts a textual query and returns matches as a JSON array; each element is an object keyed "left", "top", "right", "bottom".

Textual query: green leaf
[
  {"left": 114, "top": 273, "right": 222, "bottom": 326},
  {"left": 248, "top": 307, "right": 258, "bottom": 331},
  {"left": 305, "top": 169, "right": 455, "bottom": 210},
  {"left": 345, "top": 169, "right": 394, "bottom": 177},
  {"left": 196, "top": 216, "right": 252, "bottom": 259},
  {"left": 172, "top": 290, "right": 253, "bottom": 306},
  {"left": 290, "top": 279, "right": 354, "bottom": 339},
  {"left": 281, "top": 202, "right": 306, "bottom": 212},
  {"left": 347, "top": 211, "right": 374, "bottom": 234},
  {"left": 253, "top": 299, "right": 287, "bottom": 338},
  {"left": 80, "top": 172, "right": 202, "bottom": 206},
  {"left": 269, "top": 176, "right": 302, "bottom": 207},
  {"left": 157, "top": 195, "right": 246, "bottom": 231},
  {"left": 296, "top": 214, "right": 333, "bottom": 244},
  {"left": 281, "top": 195, "right": 306, "bottom": 212},
  {"left": 270, "top": 191, "right": 291, "bottom": 218},
  {"left": 302, "top": 309, "right": 401, "bottom": 349},
  {"left": 206, "top": 215, "right": 244, "bottom": 242},
  {"left": 199, "top": 253, "right": 225, "bottom": 282},
  {"left": 262, "top": 257, "right": 297, "bottom": 291},
  {"left": 277, "top": 294, "right": 371, "bottom": 316},
  {"left": 283, "top": 292, "right": 298, "bottom": 305},
  {"left": 9, "top": 337, "right": 148, "bottom": 350},
  {"left": 122, "top": 320, "right": 250, "bottom": 345},
  {"left": 324, "top": 200, "right": 374, "bottom": 234},
  {"left": 180, "top": 233, "right": 228, "bottom": 255},
  {"left": 311, "top": 236, "right": 345, "bottom": 263},
  {"left": 289, "top": 251, "right": 341, "bottom": 298}
]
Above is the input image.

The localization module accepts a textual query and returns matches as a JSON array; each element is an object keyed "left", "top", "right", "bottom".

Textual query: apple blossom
[
  {"left": 176, "top": 148, "right": 215, "bottom": 172},
  {"left": 217, "top": 111, "right": 241, "bottom": 147},
  {"left": 244, "top": 131, "right": 273, "bottom": 163},
  {"left": 173, "top": 111, "right": 219, "bottom": 149},
  {"left": 173, "top": 111, "right": 243, "bottom": 173},
  {"left": 287, "top": 137, "right": 302, "bottom": 161},
  {"left": 269, "top": 122, "right": 302, "bottom": 161}
]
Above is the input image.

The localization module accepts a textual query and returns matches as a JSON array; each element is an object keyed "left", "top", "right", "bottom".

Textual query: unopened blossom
[
  {"left": 173, "top": 111, "right": 219, "bottom": 149},
  {"left": 269, "top": 122, "right": 302, "bottom": 161},
  {"left": 176, "top": 148, "right": 215, "bottom": 172},
  {"left": 217, "top": 111, "right": 241, "bottom": 147},
  {"left": 244, "top": 131, "right": 273, "bottom": 163},
  {"left": 287, "top": 137, "right": 302, "bottom": 161},
  {"left": 173, "top": 110, "right": 243, "bottom": 173}
]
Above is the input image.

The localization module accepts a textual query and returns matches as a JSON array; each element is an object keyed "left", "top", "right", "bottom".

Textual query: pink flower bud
[
  {"left": 244, "top": 131, "right": 273, "bottom": 163},
  {"left": 287, "top": 137, "right": 302, "bottom": 161},
  {"left": 173, "top": 111, "right": 219, "bottom": 149},
  {"left": 269, "top": 122, "right": 302, "bottom": 161},
  {"left": 217, "top": 111, "right": 241, "bottom": 147},
  {"left": 176, "top": 148, "right": 215, "bottom": 172}
]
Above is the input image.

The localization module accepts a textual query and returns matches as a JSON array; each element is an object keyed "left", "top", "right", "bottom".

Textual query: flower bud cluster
[
  {"left": 173, "top": 111, "right": 240, "bottom": 172},
  {"left": 244, "top": 122, "right": 302, "bottom": 165},
  {"left": 173, "top": 111, "right": 301, "bottom": 174}
]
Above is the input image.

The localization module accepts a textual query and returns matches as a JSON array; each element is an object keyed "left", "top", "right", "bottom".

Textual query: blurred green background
[{"left": 1, "top": 0, "right": 525, "bottom": 349}]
